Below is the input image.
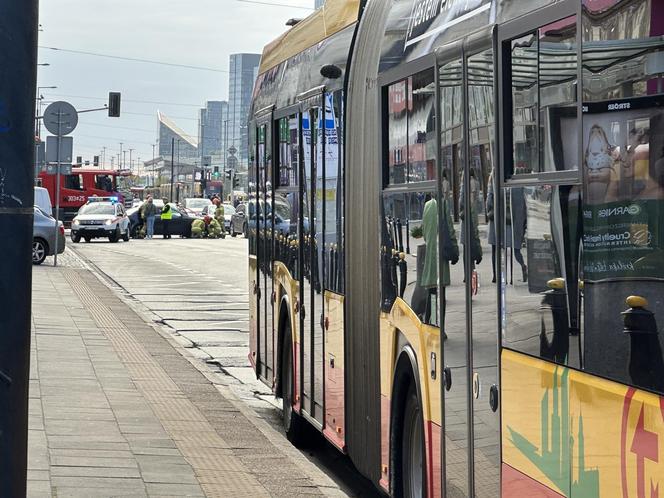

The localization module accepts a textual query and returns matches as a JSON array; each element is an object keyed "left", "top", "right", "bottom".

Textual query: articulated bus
[{"left": 248, "top": 0, "right": 664, "bottom": 496}]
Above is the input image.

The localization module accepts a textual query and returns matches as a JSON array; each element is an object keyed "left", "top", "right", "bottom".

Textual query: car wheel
[
  {"left": 243, "top": 223, "right": 248, "bottom": 239},
  {"left": 109, "top": 227, "right": 120, "bottom": 243},
  {"left": 84, "top": 237, "right": 91, "bottom": 243},
  {"left": 32, "top": 238, "right": 48, "bottom": 265},
  {"left": 71, "top": 233, "right": 81, "bottom": 243},
  {"left": 122, "top": 227, "right": 130, "bottom": 242}
]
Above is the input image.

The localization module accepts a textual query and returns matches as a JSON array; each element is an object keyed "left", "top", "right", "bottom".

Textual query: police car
[{"left": 70, "top": 197, "right": 131, "bottom": 243}]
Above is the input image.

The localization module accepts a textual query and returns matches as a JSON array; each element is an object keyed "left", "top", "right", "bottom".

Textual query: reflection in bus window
[
  {"left": 510, "top": 16, "right": 578, "bottom": 175},
  {"left": 581, "top": 0, "right": 664, "bottom": 394},
  {"left": 502, "top": 185, "right": 582, "bottom": 369},
  {"left": 386, "top": 69, "right": 436, "bottom": 185},
  {"left": 407, "top": 71, "right": 436, "bottom": 183}
]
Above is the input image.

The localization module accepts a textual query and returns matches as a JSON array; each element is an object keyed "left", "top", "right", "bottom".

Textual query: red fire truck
[{"left": 37, "top": 168, "right": 132, "bottom": 223}]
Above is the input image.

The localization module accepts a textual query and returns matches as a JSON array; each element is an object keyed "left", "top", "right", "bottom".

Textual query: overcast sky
[{"left": 37, "top": 0, "right": 313, "bottom": 168}]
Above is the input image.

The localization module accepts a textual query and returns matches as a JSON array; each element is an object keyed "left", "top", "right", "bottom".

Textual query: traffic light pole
[{"left": 0, "top": 1, "right": 39, "bottom": 495}]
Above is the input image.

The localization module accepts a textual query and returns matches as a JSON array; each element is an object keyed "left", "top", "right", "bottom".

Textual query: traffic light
[
  {"left": 213, "top": 166, "right": 219, "bottom": 179},
  {"left": 108, "top": 92, "right": 121, "bottom": 117},
  {"left": 93, "top": 155, "right": 99, "bottom": 167},
  {"left": 233, "top": 175, "right": 240, "bottom": 189},
  {"left": 225, "top": 169, "right": 232, "bottom": 180}
]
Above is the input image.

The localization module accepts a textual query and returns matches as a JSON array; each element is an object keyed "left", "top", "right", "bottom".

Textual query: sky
[{"left": 37, "top": 0, "right": 313, "bottom": 169}]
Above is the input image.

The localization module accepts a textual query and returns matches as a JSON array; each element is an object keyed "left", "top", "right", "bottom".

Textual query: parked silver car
[{"left": 33, "top": 206, "right": 65, "bottom": 265}]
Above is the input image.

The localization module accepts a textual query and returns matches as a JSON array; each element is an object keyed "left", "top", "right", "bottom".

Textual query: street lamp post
[
  {"left": 129, "top": 148, "right": 134, "bottom": 174},
  {"left": 119, "top": 142, "right": 123, "bottom": 169}
]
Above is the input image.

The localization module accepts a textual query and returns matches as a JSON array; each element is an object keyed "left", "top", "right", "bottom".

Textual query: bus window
[
  {"left": 501, "top": 185, "right": 583, "bottom": 370},
  {"left": 385, "top": 69, "right": 436, "bottom": 185},
  {"left": 277, "top": 115, "right": 298, "bottom": 188},
  {"left": 508, "top": 16, "right": 578, "bottom": 176},
  {"left": 581, "top": 0, "right": 664, "bottom": 394}
]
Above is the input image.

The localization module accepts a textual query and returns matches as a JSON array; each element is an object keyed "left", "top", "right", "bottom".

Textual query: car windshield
[
  {"left": 185, "top": 198, "right": 211, "bottom": 209},
  {"left": 79, "top": 203, "right": 115, "bottom": 215},
  {"left": 223, "top": 204, "right": 235, "bottom": 215}
]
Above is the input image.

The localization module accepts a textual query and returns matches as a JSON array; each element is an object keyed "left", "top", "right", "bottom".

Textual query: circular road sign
[{"left": 43, "top": 101, "right": 78, "bottom": 136}]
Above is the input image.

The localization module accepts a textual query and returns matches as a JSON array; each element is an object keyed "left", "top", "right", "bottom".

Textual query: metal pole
[
  {"left": 0, "top": 1, "right": 38, "bottom": 494},
  {"left": 170, "top": 137, "right": 175, "bottom": 202},
  {"left": 53, "top": 109, "right": 62, "bottom": 267},
  {"left": 119, "top": 142, "right": 123, "bottom": 169},
  {"left": 151, "top": 143, "right": 155, "bottom": 187}
]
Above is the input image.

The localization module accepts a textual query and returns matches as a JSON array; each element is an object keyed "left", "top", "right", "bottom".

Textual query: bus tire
[
  {"left": 400, "top": 383, "right": 425, "bottom": 498},
  {"left": 281, "top": 322, "right": 306, "bottom": 446}
]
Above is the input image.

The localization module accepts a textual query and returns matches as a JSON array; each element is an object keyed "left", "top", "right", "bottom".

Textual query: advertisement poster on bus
[{"left": 581, "top": 97, "right": 664, "bottom": 282}]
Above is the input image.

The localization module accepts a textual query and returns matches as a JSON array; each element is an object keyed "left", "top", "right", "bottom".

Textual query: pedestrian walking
[
  {"left": 143, "top": 195, "right": 158, "bottom": 239},
  {"left": 161, "top": 199, "right": 173, "bottom": 239}
]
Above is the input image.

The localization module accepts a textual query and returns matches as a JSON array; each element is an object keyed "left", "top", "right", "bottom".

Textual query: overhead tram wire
[
  {"left": 38, "top": 46, "right": 228, "bottom": 73},
  {"left": 235, "top": 0, "right": 313, "bottom": 9}
]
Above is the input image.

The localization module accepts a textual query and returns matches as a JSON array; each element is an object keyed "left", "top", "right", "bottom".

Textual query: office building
[
  {"left": 228, "top": 53, "right": 261, "bottom": 166},
  {"left": 157, "top": 111, "right": 198, "bottom": 163},
  {"left": 198, "top": 101, "right": 228, "bottom": 158}
]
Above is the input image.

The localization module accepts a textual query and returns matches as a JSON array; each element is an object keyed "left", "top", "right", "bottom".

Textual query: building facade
[
  {"left": 157, "top": 111, "right": 198, "bottom": 164},
  {"left": 198, "top": 101, "right": 228, "bottom": 159},
  {"left": 228, "top": 53, "right": 260, "bottom": 167}
]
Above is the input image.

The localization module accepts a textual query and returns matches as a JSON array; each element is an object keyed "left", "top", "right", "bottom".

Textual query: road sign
[
  {"left": 227, "top": 155, "right": 238, "bottom": 170},
  {"left": 43, "top": 101, "right": 78, "bottom": 136},
  {"left": 46, "top": 136, "right": 73, "bottom": 164},
  {"left": 42, "top": 163, "right": 72, "bottom": 175}
]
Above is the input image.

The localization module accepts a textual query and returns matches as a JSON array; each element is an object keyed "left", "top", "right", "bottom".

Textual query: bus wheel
[
  {"left": 281, "top": 322, "right": 305, "bottom": 446},
  {"left": 401, "top": 383, "right": 425, "bottom": 498}
]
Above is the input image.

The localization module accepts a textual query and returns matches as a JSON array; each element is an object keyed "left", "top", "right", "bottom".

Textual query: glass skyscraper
[{"left": 228, "top": 53, "right": 260, "bottom": 167}]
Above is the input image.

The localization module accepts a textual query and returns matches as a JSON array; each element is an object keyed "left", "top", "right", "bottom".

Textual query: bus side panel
[
  {"left": 323, "top": 291, "right": 345, "bottom": 450},
  {"left": 249, "top": 255, "right": 258, "bottom": 370},
  {"left": 501, "top": 349, "right": 570, "bottom": 497},
  {"left": 503, "top": 348, "right": 664, "bottom": 498},
  {"left": 569, "top": 367, "right": 664, "bottom": 498},
  {"left": 380, "top": 299, "right": 442, "bottom": 497}
]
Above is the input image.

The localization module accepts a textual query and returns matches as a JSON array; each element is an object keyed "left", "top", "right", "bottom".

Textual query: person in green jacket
[
  {"left": 420, "top": 193, "right": 458, "bottom": 328},
  {"left": 161, "top": 199, "right": 172, "bottom": 239}
]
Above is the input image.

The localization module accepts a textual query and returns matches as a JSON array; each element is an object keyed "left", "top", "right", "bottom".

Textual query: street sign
[
  {"left": 43, "top": 101, "right": 78, "bottom": 136},
  {"left": 46, "top": 136, "right": 73, "bottom": 164},
  {"left": 228, "top": 146, "right": 237, "bottom": 155},
  {"left": 42, "top": 163, "right": 72, "bottom": 175},
  {"left": 227, "top": 155, "right": 238, "bottom": 170}
]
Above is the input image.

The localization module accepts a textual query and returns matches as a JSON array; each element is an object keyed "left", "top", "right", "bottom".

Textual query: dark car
[
  {"left": 128, "top": 202, "right": 193, "bottom": 238},
  {"left": 230, "top": 203, "right": 249, "bottom": 237}
]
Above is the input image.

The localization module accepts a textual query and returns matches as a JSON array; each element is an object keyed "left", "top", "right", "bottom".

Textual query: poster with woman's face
[{"left": 581, "top": 97, "right": 664, "bottom": 281}]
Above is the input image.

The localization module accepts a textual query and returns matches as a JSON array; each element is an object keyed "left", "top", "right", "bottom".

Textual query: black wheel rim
[{"left": 403, "top": 393, "right": 424, "bottom": 498}]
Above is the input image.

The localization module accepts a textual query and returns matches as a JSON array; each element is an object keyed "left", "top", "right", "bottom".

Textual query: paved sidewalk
[{"left": 28, "top": 257, "right": 343, "bottom": 497}]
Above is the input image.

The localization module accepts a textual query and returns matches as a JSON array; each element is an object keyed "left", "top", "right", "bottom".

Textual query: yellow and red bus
[{"left": 248, "top": 0, "right": 664, "bottom": 496}]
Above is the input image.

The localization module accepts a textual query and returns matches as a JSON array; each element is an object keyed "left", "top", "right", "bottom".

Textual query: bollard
[
  {"left": 622, "top": 295, "right": 664, "bottom": 392},
  {"left": 539, "top": 278, "right": 570, "bottom": 364}
]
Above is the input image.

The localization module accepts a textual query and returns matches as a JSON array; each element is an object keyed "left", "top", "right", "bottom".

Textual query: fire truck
[{"left": 37, "top": 168, "right": 133, "bottom": 224}]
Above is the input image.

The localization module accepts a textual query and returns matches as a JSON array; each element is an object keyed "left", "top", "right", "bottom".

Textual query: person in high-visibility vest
[{"left": 161, "top": 199, "right": 173, "bottom": 239}]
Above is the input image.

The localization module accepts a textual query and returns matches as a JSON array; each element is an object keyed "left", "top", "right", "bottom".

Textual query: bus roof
[{"left": 258, "top": 0, "right": 360, "bottom": 74}]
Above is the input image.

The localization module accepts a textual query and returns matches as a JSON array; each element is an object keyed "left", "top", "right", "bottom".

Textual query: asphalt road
[{"left": 69, "top": 235, "right": 379, "bottom": 497}]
